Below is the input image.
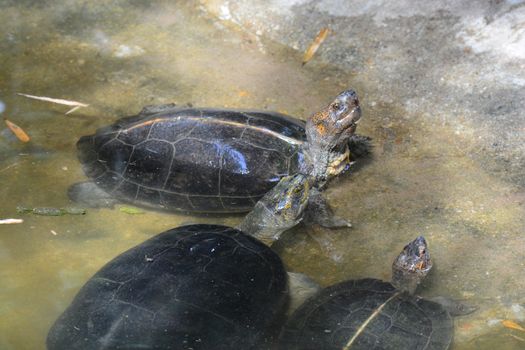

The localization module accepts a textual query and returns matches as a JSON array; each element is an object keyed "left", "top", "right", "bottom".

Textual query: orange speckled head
[{"left": 306, "top": 89, "right": 361, "bottom": 147}]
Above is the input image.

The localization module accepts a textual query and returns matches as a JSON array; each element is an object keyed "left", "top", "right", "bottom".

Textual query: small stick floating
[
  {"left": 17, "top": 93, "right": 89, "bottom": 114},
  {"left": 509, "top": 334, "right": 525, "bottom": 342},
  {"left": 302, "top": 28, "right": 330, "bottom": 65},
  {"left": 0, "top": 218, "right": 23, "bottom": 224}
]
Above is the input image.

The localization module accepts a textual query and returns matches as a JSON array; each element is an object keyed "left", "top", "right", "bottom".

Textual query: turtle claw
[
  {"left": 303, "top": 188, "right": 351, "bottom": 229},
  {"left": 316, "top": 215, "right": 352, "bottom": 229}
]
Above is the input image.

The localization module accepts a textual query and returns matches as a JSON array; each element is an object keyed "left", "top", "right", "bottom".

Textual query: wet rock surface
[{"left": 202, "top": 0, "right": 525, "bottom": 187}]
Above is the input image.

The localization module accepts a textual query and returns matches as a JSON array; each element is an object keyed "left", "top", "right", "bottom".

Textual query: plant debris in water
[
  {"left": 4, "top": 118, "right": 30, "bottom": 142},
  {"left": 16, "top": 206, "right": 86, "bottom": 216},
  {"left": 17, "top": 93, "right": 89, "bottom": 114},
  {"left": 119, "top": 206, "right": 145, "bottom": 215},
  {"left": 502, "top": 320, "right": 525, "bottom": 332},
  {"left": 302, "top": 28, "right": 330, "bottom": 65},
  {"left": 0, "top": 218, "right": 23, "bottom": 224}
]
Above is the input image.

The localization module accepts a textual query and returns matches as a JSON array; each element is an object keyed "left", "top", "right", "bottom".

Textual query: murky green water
[{"left": 0, "top": 1, "right": 524, "bottom": 349}]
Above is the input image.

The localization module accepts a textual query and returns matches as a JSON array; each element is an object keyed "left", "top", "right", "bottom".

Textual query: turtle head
[
  {"left": 237, "top": 174, "right": 310, "bottom": 245},
  {"left": 306, "top": 89, "right": 361, "bottom": 146},
  {"left": 271, "top": 174, "right": 311, "bottom": 226},
  {"left": 304, "top": 90, "right": 362, "bottom": 180},
  {"left": 327, "top": 89, "right": 361, "bottom": 131},
  {"left": 391, "top": 236, "right": 433, "bottom": 295}
]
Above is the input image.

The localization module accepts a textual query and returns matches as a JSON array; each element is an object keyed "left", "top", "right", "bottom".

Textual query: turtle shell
[
  {"left": 47, "top": 224, "right": 288, "bottom": 350},
  {"left": 278, "top": 278, "right": 453, "bottom": 350},
  {"left": 77, "top": 107, "right": 306, "bottom": 213}
]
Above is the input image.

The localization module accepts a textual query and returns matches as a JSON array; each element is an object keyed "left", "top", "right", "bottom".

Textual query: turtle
[
  {"left": 71, "top": 90, "right": 363, "bottom": 217},
  {"left": 47, "top": 173, "right": 328, "bottom": 349},
  {"left": 46, "top": 224, "right": 288, "bottom": 350},
  {"left": 278, "top": 236, "right": 477, "bottom": 350}
]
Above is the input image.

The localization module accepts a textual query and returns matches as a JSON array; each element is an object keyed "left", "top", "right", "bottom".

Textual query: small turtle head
[
  {"left": 238, "top": 174, "right": 310, "bottom": 246},
  {"left": 391, "top": 236, "right": 433, "bottom": 295},
  {"left": 272, "top": 174, "right": 310, "bottom": 223},
  {"left": 328, "top": 89, "right": 361, "bottom": 131}
]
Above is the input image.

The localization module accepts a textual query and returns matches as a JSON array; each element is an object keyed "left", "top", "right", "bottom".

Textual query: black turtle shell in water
[
  {"left": 77, "top": 107, "right": 306, "bottom": 213},
  {"left": 278, "top": 279, "right": 453, "bottom": 350},
  {"left": 47, "top": 224, "right": 288, "bottom": 350}
]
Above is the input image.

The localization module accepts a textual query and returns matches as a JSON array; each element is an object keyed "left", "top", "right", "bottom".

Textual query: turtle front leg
[
  {"left": 427, "top": 296, "right": 478, "bottom": 316},
  {"left": 348, "top": 134, "right": 373, "bottom": 159},
  {"left": 304, "top": 188, "right": 351, "bottom": 228}
]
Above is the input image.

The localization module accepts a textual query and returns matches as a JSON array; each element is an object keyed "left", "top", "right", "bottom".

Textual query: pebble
[
  {"left": 511, "top": 304, "right": 525, "bottom": 321},
  {"left": 0, "top": 218, "right": 23, "bottom": 224},
  {"left": 113, "top": 44, "right": 144, "bottom": 58},
  {"left": 487, "top": 319, "right": 501, "bottom": 326},
  {"left": 462, "top": 291, "right": 475, "bottom": 298}
]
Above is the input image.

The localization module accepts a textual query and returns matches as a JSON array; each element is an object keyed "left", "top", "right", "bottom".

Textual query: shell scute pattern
[
  {"left": 78, "top": 108, "right": 303, "bottom": 212},
  {"left": 47, "top": 225, "right": 288, "bottom": 350},
  {"left": 165, "top": 138, "right": 221, "bottom": 194},
  {"left": 279, "top": 279, "right": 453, "bottom": 350},
  {"left": 123, "top": 139, "right": 174, "bottom": 186}
]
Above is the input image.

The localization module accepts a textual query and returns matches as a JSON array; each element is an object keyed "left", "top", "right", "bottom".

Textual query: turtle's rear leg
[
  {"left": 427, "top": 296, "right": 478, "bottom": 316},
  {"left": 303, "top": 188, "right": 351, "bottom": 228},
  {"left": 287, "top": 272, "right": 320, "bottom": 315},
  {"left": 68, "top": 181, "right": 118, "bottom": 208}
]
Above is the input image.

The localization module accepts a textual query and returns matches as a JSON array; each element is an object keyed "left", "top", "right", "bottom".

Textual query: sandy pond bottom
[{"left": 0, "top": 1, "right": 523, "bottom": 349}]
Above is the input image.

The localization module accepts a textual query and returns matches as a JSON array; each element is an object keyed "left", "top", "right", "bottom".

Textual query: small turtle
[
  {"left": 47, "top": 176, "right": 327, "bottom": 349},
  {"left": 71, "top": 90, "right": 363, "bottom": 217},
  {"left": 278, "top": 236, "right": 477, "bottom": 350}
]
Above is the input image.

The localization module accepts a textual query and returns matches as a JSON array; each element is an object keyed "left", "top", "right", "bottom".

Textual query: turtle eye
[{"left": 332, "top": 102, "right": 341, "bottom": 110}]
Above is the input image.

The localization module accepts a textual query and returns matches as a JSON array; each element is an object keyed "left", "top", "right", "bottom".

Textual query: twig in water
[
  {"left": 17, "top": 93, "right": 89, "bottom": 114},
  {"left": 509, "top": 334, "right": 524, "bottom": 342},
  {"left": 65, "top": 106, "right": 82, "bottom": 115},
  {"left": 0, "top": 218, "right": 23, "bottom": 224},
  {"left": 0, "top": 162, "right": 19, "bottom": 173},
  {"left": 303, "top": 28, "right": 331, "bottom": 65}
]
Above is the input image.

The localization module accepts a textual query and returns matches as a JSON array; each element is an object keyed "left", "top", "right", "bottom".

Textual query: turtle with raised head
[
  {"left": 278, "top": 236, "right": 477, "bottom": 350},
  {"left": 71, "top": 90, "right": 363, "bottom": 226},
  {"left": 47, "top": 175, "right": 324, "bottom": 349}
]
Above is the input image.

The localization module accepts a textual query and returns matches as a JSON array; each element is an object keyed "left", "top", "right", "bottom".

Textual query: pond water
[{"left": 0, "top": 1, "right": 524, "bottom": 349}]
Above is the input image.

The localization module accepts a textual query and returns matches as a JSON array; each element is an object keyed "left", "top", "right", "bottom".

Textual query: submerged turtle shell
[
  {"left": 279, "top": 278, "right": 453, "bottom": 350},
  {"left": 47, "top": 224, "right": 288, "bottom": 350},
  {"left": 77, "top": 106, "right": 306, "bottom": 213}
]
